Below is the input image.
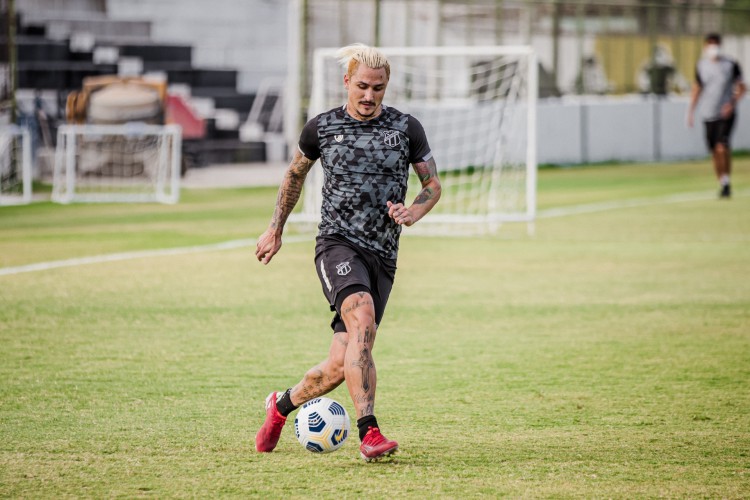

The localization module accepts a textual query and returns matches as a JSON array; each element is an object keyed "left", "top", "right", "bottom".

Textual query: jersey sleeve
[
  {"left": 407, "top": 115, "right": 432, "bottom": 164},
  {"left": 298, "top": 116, "right": 321, "bottom": 160},
  {"left": 695, "top": 66, "right": 703, "bottom": 87}
]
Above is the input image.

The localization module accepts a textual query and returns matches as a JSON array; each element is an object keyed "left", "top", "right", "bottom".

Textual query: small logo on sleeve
[{"left": 334, "top": 134, "right": 344, "bottom": 143}]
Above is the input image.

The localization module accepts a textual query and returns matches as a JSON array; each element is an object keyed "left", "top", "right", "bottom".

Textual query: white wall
[
  {"left": 537, "top": 96, "right": 750, "bottom": 165},
  {"left": 105, "top": 0, "right": 288, "bottom": 93}
]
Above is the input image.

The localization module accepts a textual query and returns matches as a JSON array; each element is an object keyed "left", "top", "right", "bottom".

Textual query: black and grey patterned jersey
[{"left": 298, "top": 105, "right": 432, "bottom": 260}]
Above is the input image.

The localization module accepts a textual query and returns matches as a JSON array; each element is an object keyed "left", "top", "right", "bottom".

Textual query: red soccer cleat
[
  {"left": 359, "top": 427, "right": 398, "bottom": 462},
  {"left": 255, "top": 392, "right": 287, "bottom": 452}
]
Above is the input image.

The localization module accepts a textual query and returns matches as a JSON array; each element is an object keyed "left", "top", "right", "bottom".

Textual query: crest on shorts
[
  {"left": 382, "top": 130, "right": 401, "bottom": 147},
  {"left": 334, "top": 134, "right": 344, "bottom": 143},
  {"left": 336, "top": 261, "right": 351, "bottom": 276}
]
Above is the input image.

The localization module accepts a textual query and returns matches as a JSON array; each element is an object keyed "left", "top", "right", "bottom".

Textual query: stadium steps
[{"left": 5, "top": 3, "right": 269, "bottom": 165}]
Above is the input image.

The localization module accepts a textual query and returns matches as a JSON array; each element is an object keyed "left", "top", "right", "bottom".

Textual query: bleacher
[{"left": 2, "top": 2, "right": 277, "bottom": 168}]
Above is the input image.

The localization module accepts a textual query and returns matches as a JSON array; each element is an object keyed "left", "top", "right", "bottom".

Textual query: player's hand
[
  {"left": 387, "top": 201, "right": 414, "bottom": 226},
  {"left": 686, "top": 110, "right": 694, "bottom": 128},
  {"left": 720, "top": 102, "right": 734, "bottom": 119},
  {"left": 255, "top": 228, "right": 282, "bottom": 265}
]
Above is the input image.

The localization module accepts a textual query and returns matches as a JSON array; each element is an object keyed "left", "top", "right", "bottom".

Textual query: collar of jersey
[{"left": 341, "top": 103, "right": 388, "bottom": 123}]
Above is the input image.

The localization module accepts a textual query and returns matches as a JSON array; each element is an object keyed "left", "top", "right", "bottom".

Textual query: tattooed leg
[
  {"left": 289, "top": 331, "right": 348, "bottom": 406},
  {"left": 340, "top": 291, "right": 378, "bottom": 419}
]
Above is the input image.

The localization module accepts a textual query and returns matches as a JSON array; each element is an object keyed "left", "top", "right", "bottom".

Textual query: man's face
[
  {"left": 704, "top": 42, "right": 721, "bottom": 60},
  {"left": 344, "top": 64, "right": 388, "bottom": 121}
]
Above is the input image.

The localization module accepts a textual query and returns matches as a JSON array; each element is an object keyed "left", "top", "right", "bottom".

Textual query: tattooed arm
[
  {"left": 387, "top": 157, "right": 441, "bottom": 227},
  {"left": 255, "top": 150, "right": 316, "bottom": 265}
]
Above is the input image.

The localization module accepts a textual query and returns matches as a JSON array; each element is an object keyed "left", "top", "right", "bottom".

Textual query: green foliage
[
  {"left": 1, "top": 160, "right": 749, "bottom": 497},
  {"left": 725, "top": 0, "right": 750, "bottom": 34}
]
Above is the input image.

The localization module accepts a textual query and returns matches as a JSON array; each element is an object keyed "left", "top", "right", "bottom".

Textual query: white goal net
[
  {"left": 291, "top": 45, "right": 537, "bottom": 235},
  {"left": 52, "top": 124, "right": 181, "bottom": 204},
  {"left": 0, "top": 125, "right": 32, "bottom": 206}
]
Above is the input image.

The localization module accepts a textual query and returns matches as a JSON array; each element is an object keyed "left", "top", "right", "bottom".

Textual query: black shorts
[
  {"left": 314, "top": 234, "right": 397, "bottom": 333},
  {"left": 704, "top": 115, "right": 735, "bottom": 150}
]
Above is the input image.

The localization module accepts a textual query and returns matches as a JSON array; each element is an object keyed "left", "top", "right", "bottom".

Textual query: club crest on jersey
[
  {"left": 334, "top": 134, "right": 344, "bottom": 143},
  {"left": 382, "top": 130, "right": 401, "bottom": 147},
  {"left": 336, "top": 262, "right": 351, "bottom": 276}
]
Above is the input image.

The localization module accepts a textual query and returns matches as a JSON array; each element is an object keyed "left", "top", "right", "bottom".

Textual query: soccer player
[
  {"left": 687, "top": 33, "right": 746, "bottom": 198},
  {"left": 254, "top": 44, "right": 441, "bottom": 461}
]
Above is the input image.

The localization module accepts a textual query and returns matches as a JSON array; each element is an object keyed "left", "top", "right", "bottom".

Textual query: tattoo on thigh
[{"left": 342, "top": 299, "right": 373, "bottom": 317}]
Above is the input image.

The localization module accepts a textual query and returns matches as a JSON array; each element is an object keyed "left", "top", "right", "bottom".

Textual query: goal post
[
  {"left": 290, "top": 45, "right": 538, "bottom": 235},
  {"left": 0, "top": 125, "right": 33, "bottom": 206},
  {"left": 52, "top": 123, "right": 182, "bottom": 204}
]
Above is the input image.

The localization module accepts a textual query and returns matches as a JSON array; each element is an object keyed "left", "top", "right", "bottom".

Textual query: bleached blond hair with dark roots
[{"left": 337, "top": 43, "right": 391, "bottom": 80}]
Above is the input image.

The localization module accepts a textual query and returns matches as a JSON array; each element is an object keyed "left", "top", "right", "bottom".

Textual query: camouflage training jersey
[{"left": 298, "top": 104, "right": 432, "bottom": 260}]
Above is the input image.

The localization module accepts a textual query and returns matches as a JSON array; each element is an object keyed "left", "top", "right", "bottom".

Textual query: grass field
[{"left": 1, "top": 158, "right": 749, "bottom": 498}]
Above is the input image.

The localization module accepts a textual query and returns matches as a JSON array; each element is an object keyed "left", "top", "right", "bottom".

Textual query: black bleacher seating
[{"left": 3, "top": 7, "right": 268, "bottom": 164}]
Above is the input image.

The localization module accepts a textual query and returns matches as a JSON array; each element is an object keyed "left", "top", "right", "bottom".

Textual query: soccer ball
[{"left": 294, "top": 397, "right": 350, "bottom": 453}]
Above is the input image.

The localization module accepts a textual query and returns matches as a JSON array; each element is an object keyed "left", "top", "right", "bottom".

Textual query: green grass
[{"left": 1, "top": 160, "right": 749, "bottom": 498}]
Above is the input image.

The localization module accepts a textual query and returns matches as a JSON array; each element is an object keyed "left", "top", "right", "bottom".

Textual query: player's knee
[
  {"left": 340, "top": 293, "right": 376, "bottom": 341},
  {"left": 341, "top": 292, "right": 375, "bottom": 323}
]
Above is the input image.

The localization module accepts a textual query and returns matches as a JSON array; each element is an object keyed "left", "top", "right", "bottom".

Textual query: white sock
[{"left": 720, "top": 174, "right": 730, "bottom": 186}]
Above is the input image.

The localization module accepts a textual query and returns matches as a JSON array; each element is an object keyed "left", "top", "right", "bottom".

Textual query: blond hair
[{"left": 336, "top": 43, "right": 390, "bottom": 80}]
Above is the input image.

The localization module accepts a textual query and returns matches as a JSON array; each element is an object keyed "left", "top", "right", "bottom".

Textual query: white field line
[
  {"left": 1, "top": 189, "right": 745, "bottom": 277},
  {"left": 537, "top": 189, "right": 746, "bottom": 219},
  {"left": 0, "top": 235, "right": 312, "bottom": 277}
]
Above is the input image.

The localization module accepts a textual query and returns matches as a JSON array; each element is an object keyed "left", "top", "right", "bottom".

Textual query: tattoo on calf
[
  {"left": 300, "top": 367, "right": 325, "bottom": 400},
  {"left": 352, "top": 347, "right": 374, "bottom": 393},
  {"left": 354, "top": 393, "right": 375, "bottom": 417}
]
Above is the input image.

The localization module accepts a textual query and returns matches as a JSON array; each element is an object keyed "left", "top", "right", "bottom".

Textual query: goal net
[
  {"left": 52, "top": 124, "right": 181, "bottom": 204},
  {"left": 290, "top": 45, "right": 537, "bottom": 235},
  {"left": 0, "top": 125, "right": 33, "bottom": 206}
]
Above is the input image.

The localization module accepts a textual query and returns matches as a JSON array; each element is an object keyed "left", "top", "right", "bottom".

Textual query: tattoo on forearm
[
  {"left": 412, "top": 157, "right": 441, "bottom": 206},
  {"left": 270, "top": 153, "right": 314, "bottom": 229},
  {"left": 414, "top": 186, "right": 436, "bottom": 205}
]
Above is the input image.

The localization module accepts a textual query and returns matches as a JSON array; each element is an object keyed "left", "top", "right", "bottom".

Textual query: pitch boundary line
[
  {"left": 0, "top": 235, "right": 312, "bottom": 277},
  {"left": 1, "top": 189, "right": 745, "bottom": 277},
  {"left": 537, "top": 189, "right": 746, "bottom": 218}
]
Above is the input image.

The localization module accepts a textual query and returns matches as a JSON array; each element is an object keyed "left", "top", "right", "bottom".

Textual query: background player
[
  {"left": 687, "top": 33, "right": 747, "bottom": 198},
  {"left": 254, "top": 44, "right": 441, "bottom": 461}
]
